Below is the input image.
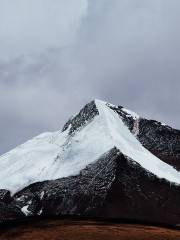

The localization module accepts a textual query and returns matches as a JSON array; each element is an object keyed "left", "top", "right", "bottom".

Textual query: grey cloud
[
  {"left": 0, "top": 0, "right": 180, "bottom": 154},
  {"left": 74, "top": 0, "right": 180, "bottom": 125},
  {"left": 0, "top": 0, "right": 88, "bottom": 57}
]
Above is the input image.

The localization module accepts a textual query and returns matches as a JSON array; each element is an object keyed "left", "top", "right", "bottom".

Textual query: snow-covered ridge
[
  {"left": 0, "top": 99, "right": 180, "bottom": 195},
  {"left": 96, "top": 100, "right": 180, "bottom": 183},
  {"left": 121, "top": 107, "right": 139, "bottom": 120}
]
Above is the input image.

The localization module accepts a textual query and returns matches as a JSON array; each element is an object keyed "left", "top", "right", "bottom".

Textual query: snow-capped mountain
[{"left": 0, "top": 99, "right": 180, "bottom": 224}]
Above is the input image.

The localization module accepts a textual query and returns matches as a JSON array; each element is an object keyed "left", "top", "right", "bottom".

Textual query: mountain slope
[
  {"left": 1, "top": 148, "right": 180, "bottom": 224},
  {"left": 0, "top": 99, "right": 180, "bottom": 195},
  {"left": 107, "top": 103, "right": 180, "bottom": 170},
  {"left": 0, "top": 99, "right": 180, "bottom": 224}
]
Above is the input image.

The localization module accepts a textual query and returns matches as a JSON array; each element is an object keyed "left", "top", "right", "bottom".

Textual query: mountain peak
[
  {"left": 62, "top": 99, "right": 140, "bottom": 135},
  {"left": 62, "top": 100, "right": 98, "bottom": 134},
  {"left": 0, "top": 99, "right": 180, "bottom": 195},
  {"left": 0, "top": 100, "right": 180, "bottom": 224}
]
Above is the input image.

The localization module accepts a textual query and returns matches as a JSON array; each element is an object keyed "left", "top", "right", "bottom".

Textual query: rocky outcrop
[
  {"left": 138, "top": 119, "right": 180, "bottom": 170},
  {"left": 0, "top": 190, "right": 12, "bottom": 204},
  {"left": 0, "top": 203, "right": 23, "bottom": 222},
  {"left": 108, "top": 104, "right": 180, "bottom": 170},
  {"left": 0, "top": 190, "right": 23, "bottom": 222},
  {"left": 0, "top": 148, "right": 179, "bottom": 224},
  {"left": 62, "top": 100, "right": 99, "bottom": 134}
]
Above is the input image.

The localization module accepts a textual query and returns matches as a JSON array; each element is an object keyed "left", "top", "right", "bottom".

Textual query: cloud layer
[
  {"left": 0, "top": 0, "right": 88, "bottom": 57},
  {"left": 0, "top": 0, "right": 180, "bottom": 154}
]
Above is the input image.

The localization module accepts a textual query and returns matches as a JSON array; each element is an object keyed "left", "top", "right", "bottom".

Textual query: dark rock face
[
  {"left": 1, "top": 148, "right": 180, "bottom": 225},
  {"left": 62, "top": 101, "right": 99, "bottom": 134},
  {"left": 0, "top": 190, "right": 12, "bottom": 204},
  {"left": 102, "top": 154, "right": 180, "bottom": 225},
  {"left": 0, "top": 190, "right": 24, "bottom": 221},
  {"left": 0, "top": 203, "right": 24, "bottom": 222},
  {"left": 107, "top": 104, "right": 135, "bottom": 132},
  {"left": 138, "top": 119, "right": 180, "bottom": 170}
]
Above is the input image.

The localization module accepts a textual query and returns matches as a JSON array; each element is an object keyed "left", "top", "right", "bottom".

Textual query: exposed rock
[
  {"left": 138, "top": 119, "right": 180, "bottom": 170},
  {"left": 0, "top": 202, "right": 24, "bottom": 222},
  {"left": 0, "top": 190, "right": 12, "bottom": 204},
  {"left": 62, "top": 100, "right": 99, "bottom": 134}
]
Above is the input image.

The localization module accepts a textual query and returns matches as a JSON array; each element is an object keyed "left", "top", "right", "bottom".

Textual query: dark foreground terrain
[{"left": 0, "top": 219, "right": 180, "bottom": 240}]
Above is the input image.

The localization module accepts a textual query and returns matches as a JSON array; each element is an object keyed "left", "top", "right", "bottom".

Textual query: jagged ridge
[{"left": 0, "top": 99, "right": 180, "bottom": 224}]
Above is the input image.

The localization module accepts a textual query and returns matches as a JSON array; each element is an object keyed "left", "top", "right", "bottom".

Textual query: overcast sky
[{"left": 0, "top": 0, "right": 180, "bottom": 154}]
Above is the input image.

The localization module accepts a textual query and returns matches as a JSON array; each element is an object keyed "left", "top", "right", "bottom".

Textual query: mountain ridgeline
[{"left": 0, "top": 100, "right": 180, "bottom": 225}]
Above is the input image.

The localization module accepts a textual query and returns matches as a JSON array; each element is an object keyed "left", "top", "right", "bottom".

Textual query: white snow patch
[
  {"left": 161, "top": 122, "right": 167, "bottom": 126},
  {"left": 122, "top": 107, "right": 139, "bottom": 120},
  {"left": 40, "top": 191, "right": 45, "bottom": 200},
  {"left": 21, "top": 205, "right": 31, "bottom": 216},
  {"left": 0, "top": 107, "right": 113, "bottom": 194},
  {"left": 37, "top": 209, "right": 43, "bottom": 215}
]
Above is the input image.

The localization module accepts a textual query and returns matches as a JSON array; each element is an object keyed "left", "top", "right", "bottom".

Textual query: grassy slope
[{"left": 0, "top": 219, "right": 180, "bottom": 240}]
